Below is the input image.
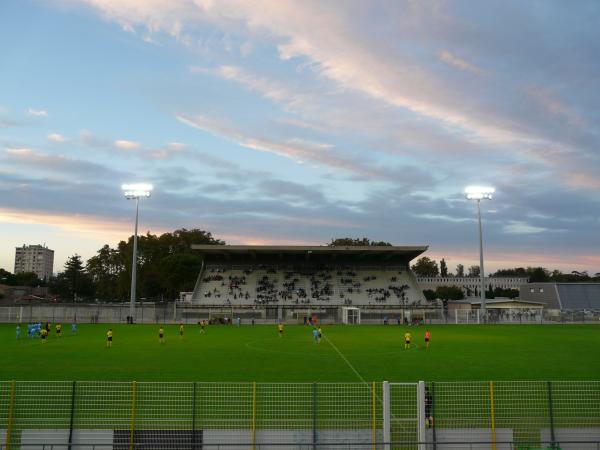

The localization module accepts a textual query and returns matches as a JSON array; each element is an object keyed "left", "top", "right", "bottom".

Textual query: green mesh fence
[{"left": 1, "top": 380, "right": 599, "bottom": 449}]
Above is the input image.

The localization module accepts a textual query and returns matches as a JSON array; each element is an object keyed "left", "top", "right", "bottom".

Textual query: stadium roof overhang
[{"left": 191, "top": 245, "right": 428, "bottom": 264}]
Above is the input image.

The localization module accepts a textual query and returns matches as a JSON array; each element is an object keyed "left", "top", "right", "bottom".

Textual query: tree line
[
  {"left": 410, "top": 256, "right": 600, "bottom": 282},
  {"left": 2, "top": 229, "right": 223, "bottom": 302},
  {"left": 2, "top": 234, "right": 598, "bottom": 302}
]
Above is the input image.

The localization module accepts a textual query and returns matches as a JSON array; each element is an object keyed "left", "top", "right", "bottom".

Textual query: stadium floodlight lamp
[
  {"left": 122, "top": 183, "right": 153, "bottom": 199},
  {"left": 464, "top": 185, "right": 494, "bottom": 324},
  {"left": 464, "top": 186, "right": 494, "bottom": 201},
  {"left": 122, "top": 183, "right": 153, "bottom": 324}
]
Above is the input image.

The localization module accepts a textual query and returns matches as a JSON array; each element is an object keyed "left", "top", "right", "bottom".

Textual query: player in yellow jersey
[
  {"left": 106, "top": 329, "right": 113, "bottom": 348},
  {"left": 159, "top": 326, "right": 165, "bottom": 344},
  {"left": 40, "top": 327, "right": 48, "bottom": 343},
  {"left": 404, "top": 331, "right": 412, "bottom": 350},
  {"left": 200, "top": 320, "right": 206, "bottom": 334},
  {"left": 179, "top": 322, "right": 184, "bottom": 339},
  {"left": 55, "top": 323, "right": 62, "bottom": 338},
  {"left": 317, "top": 327, "right": 322, "bottom": 343},
  {"left": 278, "top": 323, "right": 284, "bottom": 337}
]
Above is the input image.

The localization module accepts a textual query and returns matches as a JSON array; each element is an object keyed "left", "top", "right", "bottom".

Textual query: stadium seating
[{"left": 193, "top": 265, "right": 424, "bottom": 306}]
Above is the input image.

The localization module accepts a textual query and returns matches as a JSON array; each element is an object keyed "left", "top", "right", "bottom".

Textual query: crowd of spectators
[{"left": 200, "top": 266, "right": 413, "bottom": 306}]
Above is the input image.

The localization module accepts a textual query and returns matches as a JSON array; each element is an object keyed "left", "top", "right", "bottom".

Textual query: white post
[
  {"left": 129, "top": 197, "right": 139, "bottom": 322},
  {"left": 477, "top": 309, "right": 480, "bottom": 324},
  {"left": 383, "top": 381, "right": 391, "bottom": 450},
  {"left": 417, "top": 381, "right": 426, "bottom": 450},
  {"left": 477, "top": 199, "right": 487, "bottom": 323},
  {"left": 455, "top": 309, "right": 458, "bottom": 324}
]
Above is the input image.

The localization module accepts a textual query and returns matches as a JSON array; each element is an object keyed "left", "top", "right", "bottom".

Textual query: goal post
[{"left": 342, "top": 307, "right": 360, "bottom": 324}]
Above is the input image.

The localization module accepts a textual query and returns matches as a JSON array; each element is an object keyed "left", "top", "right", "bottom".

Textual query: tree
[
  {"left": 440, "top": 258, "right": 448, "bottom": 277},
  {"left": 328, "top": 237, "right": 392, "bottom": 246},
  {"left": 80, "top": 228, "right": 225, "bottom": 302},
  {"left": 0, "top": 269, "right": 43, "bottom": 287},
  {"left": 435, "top": 286, "right": 464, "bottom": 300},
  {"left": 422, "top": 289, "right": 437, "bottom": 301},
  {"left": 491, "top": 267, "right": 529, "bottom": 278},
  {"left": 411, "top": 257, "right": 439, "bottom": 277},
  {"left": 50, "top": 254, "right": 93, "bottom": 301},
  {"left": 86, "top": 245, "right": 124, "bottom": 300},
  {"left": 455, "top": 264, "right": 465, "bottom": 277},
  {"left": 468, "top": 265, "right": 480, "bottom": 278},
  {"left": 493, "top": 287, "right": 519, "bottom": 299},
  {"left": 528, "top": 267, "right": 549, "bottom": 282}
]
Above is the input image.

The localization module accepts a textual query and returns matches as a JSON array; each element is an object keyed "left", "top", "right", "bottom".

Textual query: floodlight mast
[
  {"left": 122, "top": 184, "right": 152, "bottom": 323},
  {"left": 464, "top": 186, "right": 494, "bottom": 323}
]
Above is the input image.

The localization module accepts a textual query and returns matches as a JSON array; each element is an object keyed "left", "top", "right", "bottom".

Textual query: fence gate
[{"left": 387, "top": 382, "right": 423, "bottom": 450}]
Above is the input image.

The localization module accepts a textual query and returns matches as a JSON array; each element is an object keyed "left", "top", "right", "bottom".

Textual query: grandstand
[
  {"left": 181, "top": 245, "right": 431, "bottom": 323},
  {"left": 519, "top": 283, "right": 600, "bottom": 322}
]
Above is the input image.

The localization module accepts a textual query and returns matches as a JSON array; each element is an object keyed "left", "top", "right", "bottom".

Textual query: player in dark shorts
[
  {"left": 106, "top": 329, "right": 113, "bottom": 348},
  {"left": 159, "top": 326, "right": 165, "bottom": 344}
]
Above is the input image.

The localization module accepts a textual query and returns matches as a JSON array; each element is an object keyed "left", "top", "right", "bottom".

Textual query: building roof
[
  {"left": 191, "top": 244, "right": 428, "bottom": 261},
  {"left": 456, "top": 298, "right": 545, "bottom": 307},
  {"left": 555, "top": 283, "right": 600, "bottom": 310}
]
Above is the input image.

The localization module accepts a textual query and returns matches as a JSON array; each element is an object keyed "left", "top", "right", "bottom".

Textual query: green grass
[{"left": 2, "top": 323, "right": 600, "bottom": 381}]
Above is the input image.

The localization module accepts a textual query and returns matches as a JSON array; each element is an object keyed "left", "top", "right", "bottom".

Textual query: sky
[{"left": 1, "top": 0, "right": 600, "bottom": 276}]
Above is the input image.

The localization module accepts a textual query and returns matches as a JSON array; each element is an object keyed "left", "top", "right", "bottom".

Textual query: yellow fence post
[
  {"left": 5, "top": 380, "right": 16, "bottom": 450},
  {"left": 490, "top": 381, "right": 497, "bottom": 450},
  {"left": 130, "top": 381, "right": 137, "bottom": 450},
  {"left": 372, "top": 381, "right": 376, "bottom": 450},
  {"left": 252, "top": 382, "right": 257, "bottom": 450}
]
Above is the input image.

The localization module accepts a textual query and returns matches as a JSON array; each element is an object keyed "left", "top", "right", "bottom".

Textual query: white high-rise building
[{"left": 14, "top": 244, "right": 54, "bottom": 280}]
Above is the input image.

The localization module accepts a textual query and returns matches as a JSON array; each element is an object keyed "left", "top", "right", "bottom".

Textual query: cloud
[
  {"left": 47, "top": 133, "right": 67, "bottom": 143},
  {"left": 114, "top": 139, "right": 141, "bottom": 150},
  {"left": 439, "top": 51, "right": 482, "bottom": 74},
  {"left": 192, "top": 65, "right": 315, "bottom": 114},
  {"left": 167, "top": 142, "right": 186, "bottom": 151},
  {"left": 0, "top": 206, "right": 132, "bottom": 242},
  {"left": 27, "top": 108, "right": 48, "bottom": 117},
  {"left": 503, "top": 221, "right": 551, "bottom": 235},
  {"left": 3, "top": 147, "right": 133, "bottom": 181},
  {"left": 145, "top": 142, "right": 188, "bottom": 160},
  {"left": 15, "top": 1, "right": 600, "bottom": 273},
  {"left": 525, "top": 86, "right": 585, "bottom": 129},
  {"left": 176, "top": 113, "right": 396, "bottom": 180}
]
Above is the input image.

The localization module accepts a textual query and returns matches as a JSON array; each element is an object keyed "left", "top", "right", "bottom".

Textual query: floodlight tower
[
  {"left": 122, "top": 183, "right": 153, "bottom": 323},
  {"left": 465, "top": 186, "right": 494, "bottom": 323}
]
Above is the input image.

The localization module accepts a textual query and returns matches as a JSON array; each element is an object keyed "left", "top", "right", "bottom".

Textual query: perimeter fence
[
  {"left": 1, "top": 381, "right": 600, "bottom": 449},
  {"left": 3, "top": 304, "right": 600, "bottom": 325}
]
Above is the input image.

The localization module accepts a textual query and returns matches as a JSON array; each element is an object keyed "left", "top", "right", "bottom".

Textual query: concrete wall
[
  {"left": 519, "top": 283, "right": 561, "bottom": 308},
  {"left": 0, "top": 303, "right": 174, "bottom": 324}
]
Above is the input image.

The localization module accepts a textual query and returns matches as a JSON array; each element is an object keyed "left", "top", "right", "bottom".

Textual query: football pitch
[{"left": 2, "top": 323, "right": 600, "bottom": 381}]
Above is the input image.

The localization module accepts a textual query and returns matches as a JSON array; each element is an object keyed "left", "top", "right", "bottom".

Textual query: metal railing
[
  {"left": 2, "top": 381, "right": 600, "bottom": 450},
  {"left": 2, "top": 442, "right": 600, "bottom": 449}
]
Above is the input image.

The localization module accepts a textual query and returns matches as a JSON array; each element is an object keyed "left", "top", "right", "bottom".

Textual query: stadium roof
[
  {"left": 457, "top": 299, "right": 545, "bottom": 307},
  {"left": 555, "top": 283, "right": 600, "bottom": 310},
  {"left": 191, "top": 245, "right": 428, "bottom": 261}
]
